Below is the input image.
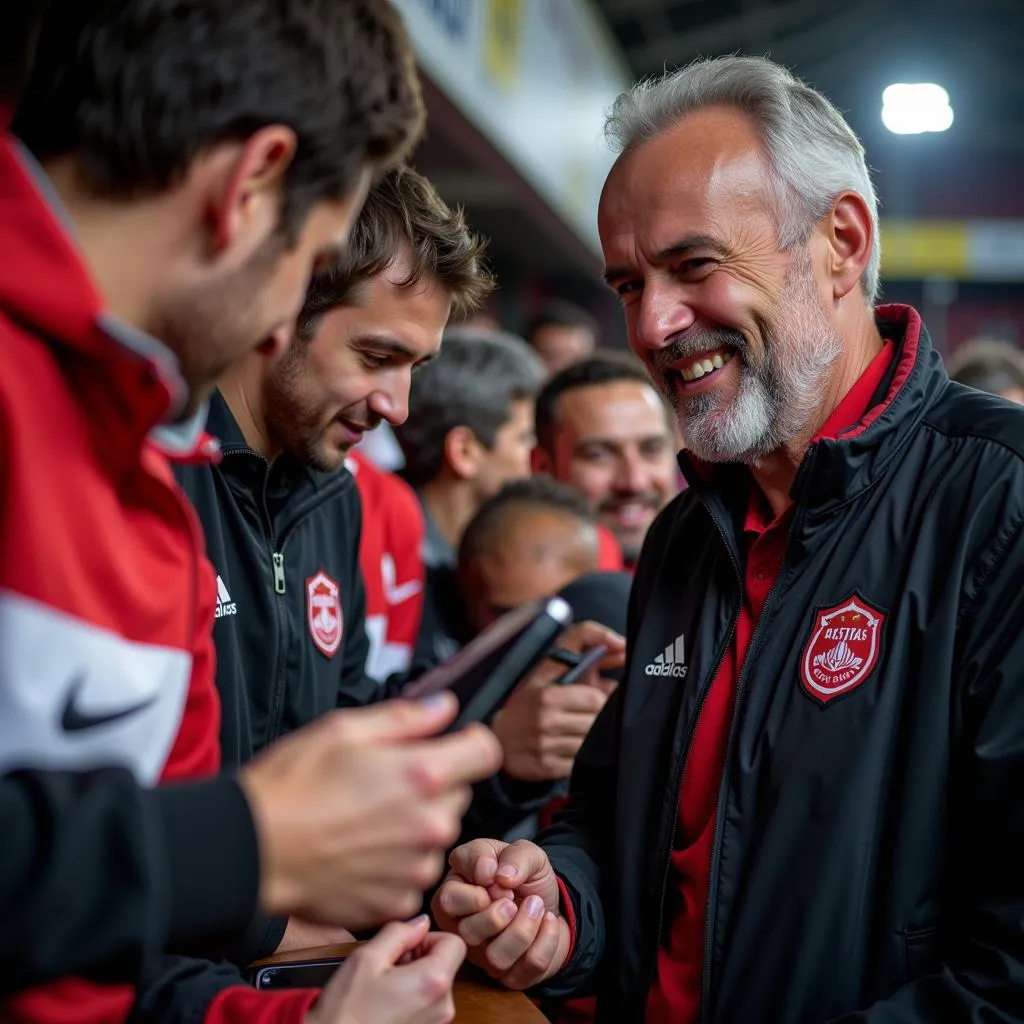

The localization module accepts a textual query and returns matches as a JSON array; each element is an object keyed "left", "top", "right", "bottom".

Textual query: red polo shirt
[
  {"left": 597, "top": 524, "right": 626, "bottom": 572},
  {"left": 645, "top": 340, "right": 895, "bottom": 1023}
]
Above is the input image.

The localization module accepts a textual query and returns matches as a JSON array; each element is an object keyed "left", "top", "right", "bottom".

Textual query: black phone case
[{"left": 250, "top": 957, "right": 345, "bottom": 989}]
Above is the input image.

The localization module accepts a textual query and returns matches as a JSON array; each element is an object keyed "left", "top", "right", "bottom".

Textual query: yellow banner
[
  {"left": 483, "top": 0, "right": 522, "bottom": 92},
  {"left": 880, "top": 219, "right": 969, "bottom": 278}
]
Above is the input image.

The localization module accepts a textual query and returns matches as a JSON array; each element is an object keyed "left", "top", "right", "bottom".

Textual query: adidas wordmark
[{"left": 645, "top": 632, "right": 687, "bottom": 678}]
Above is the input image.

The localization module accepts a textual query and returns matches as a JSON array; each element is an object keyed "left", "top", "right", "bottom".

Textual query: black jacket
[
  {"left": 0, "top": 768, "right": 257, "bottom": 996},
  {"left": 538, "top": 305, "right": 1024, "bottom": 1022},
  {"left": 164, "top": 394, "right": 392, "bottom": 989},
  {"left": 127, "top": 397, "right": 406, "bottom": 1022},
  {"left": 174, "top": 393, "right": 388, "bottom": 770}
]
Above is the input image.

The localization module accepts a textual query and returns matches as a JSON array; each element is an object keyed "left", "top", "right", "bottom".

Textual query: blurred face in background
[
  {"left": 263, "top": 255, "right": 449, "bottom": 472},
  {"left": 469, "top": 398, "right": 537, "bottom": 499},
  {"left": 459, "top": 509, "right": 598, "bottom": 633},
  {"left": 538, "top": 380, "right": 676, "bottom": 564},
  {"left": 599, "top": 107, "right": 844, "bottom": 464},
  {"left": 531, "top": 324, "right": 597, "bottom": 376}
]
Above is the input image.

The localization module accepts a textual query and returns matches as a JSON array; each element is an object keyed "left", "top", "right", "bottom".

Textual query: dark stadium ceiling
[
  {"left": 592, "top": 0, "right": 1024, "bottom": 157},
  {"left": 412, "top": 0, "right": 1024, "bottom": 310}
]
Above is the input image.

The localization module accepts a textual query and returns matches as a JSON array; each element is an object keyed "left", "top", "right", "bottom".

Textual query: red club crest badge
[
  {"left": 306, "top": 571, "right": 343, "bottom": 658},
  {"left": 800, "top": 594, "right": 885, "bottom": 706}
]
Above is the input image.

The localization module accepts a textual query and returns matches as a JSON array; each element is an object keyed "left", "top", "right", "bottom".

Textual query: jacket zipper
[
  {"left": 698, "top": 488, "right": 811, "bottom": 1023},
  {"left": 258, "top": 475, "right": 291, "bottom": 742},
  {"left": 217, "top": 443, "right": 353, "bottom": 748},
  {"left": 640, "top": 511, "right": 743, "bottom": 1018},
  {"left": 261, "top": 469, "right": 348, "bottom": 738}
]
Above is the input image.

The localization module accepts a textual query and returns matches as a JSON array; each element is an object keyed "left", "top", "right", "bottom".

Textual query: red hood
[
  {"left": 0, "top": 132, "right": 211, "bottom": 461},
  {"left": 0, "top": 133, "right": 109, "bottom": 359}
]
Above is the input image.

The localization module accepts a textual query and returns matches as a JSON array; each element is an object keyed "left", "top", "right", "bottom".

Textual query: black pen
[
  {"left": 548, "top": 646, "right": 582, "bottom": 669},
  {"left": 553, "top": 645, "right": 608, "bottom": 685}
]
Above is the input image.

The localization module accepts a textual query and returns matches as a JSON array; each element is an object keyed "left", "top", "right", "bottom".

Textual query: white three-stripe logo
[
  {"left": 215, "top": 575, "right": 237, "bottom": 618},
  {"left": 644, "top": 632, "right": 688, "bottom": 678}
]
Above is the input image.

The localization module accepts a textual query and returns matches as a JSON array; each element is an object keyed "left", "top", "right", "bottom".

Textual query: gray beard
[{"left": 663, "top": 256, "right": 843, "bottom": 464}]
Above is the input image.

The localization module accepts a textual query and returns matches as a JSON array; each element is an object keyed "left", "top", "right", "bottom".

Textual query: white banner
[{"left": 392, "top": 0, "right": 629, "bottom": 254}]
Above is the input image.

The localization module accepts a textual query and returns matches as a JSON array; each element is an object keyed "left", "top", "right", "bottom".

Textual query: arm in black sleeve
[
  {"left": 126, "top": 954, "right": 318, "bottom": 1023},
  {"left": 828, "top": 512, "right": 1024, "bottom": 1022},
  {"left": 0, "top": 768, "right": 259, "bottom": 996}
]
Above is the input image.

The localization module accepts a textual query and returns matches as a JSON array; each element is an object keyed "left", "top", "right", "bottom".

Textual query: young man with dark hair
[
  {"left": 526, "top": 300, "right": 600, "bottom": 375},
  {"left": 2, "top": 3, "right": 497, "bottom": 1023},
  {"left": 450, "top": 478, "right": 619, "bottom": 845},
  {"left": 14, "top": 0, "right": 424, "bottom": 413},
  {"left": 534, "top": 352, "right": 678, "bottom": 567},
  {"left": 175, "top": 164, "right": 495, "bottom": 961}
]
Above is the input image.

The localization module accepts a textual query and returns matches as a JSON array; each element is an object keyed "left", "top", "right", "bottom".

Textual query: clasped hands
[{"left": 432, "top": 838, "right": 571, "bottom": 991}]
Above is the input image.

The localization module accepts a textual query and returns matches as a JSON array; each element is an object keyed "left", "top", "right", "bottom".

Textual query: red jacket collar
[{"left": 0, "top": 134, "right": 210, "bottom": 461}]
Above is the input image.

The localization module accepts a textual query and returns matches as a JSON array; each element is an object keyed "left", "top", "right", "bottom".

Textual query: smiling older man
[{"left": 433, "top": 55, "right": 1024, "bottom": 1024}]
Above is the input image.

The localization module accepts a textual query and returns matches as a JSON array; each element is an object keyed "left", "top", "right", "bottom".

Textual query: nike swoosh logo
[
  {"left": 60, "top": 675, "right": 157, "bottom": 733},
  {"left": 380, "top": 554, "right": 422, "bottom": 606},
  {"left": 385, "top": 580, "right": 422, "bottom": 605}
]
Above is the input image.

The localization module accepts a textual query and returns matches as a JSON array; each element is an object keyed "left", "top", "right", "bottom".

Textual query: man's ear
[
  {"left": 826, "top": 190, "right": 874, "bottom": 302},
  {"left": 443, "top": 425, "right": 483, "bottom": 481},
  {"left": 207, "top": 125, "right": 298, "bottom": 261},
  {"left": 255, "top": 323, "right": 295, "bottom": 360}
]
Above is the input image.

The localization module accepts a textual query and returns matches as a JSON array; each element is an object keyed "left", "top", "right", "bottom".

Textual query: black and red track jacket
[{"left": 538, "top": 306, "right": 1024, "bottom": 1023}]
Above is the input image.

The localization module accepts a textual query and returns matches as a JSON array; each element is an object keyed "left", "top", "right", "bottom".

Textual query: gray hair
[
  {"left": 395, "top": 327, "right": 546, "bottom": 488},
  {"left": 605, "top": 55, "right": 881, "bottom": 305}
]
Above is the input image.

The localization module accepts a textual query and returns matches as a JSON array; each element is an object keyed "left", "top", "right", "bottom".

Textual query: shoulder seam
[
  {"left": 957, "top": 507, "right": 1024, "bottom": 628},
  {"left": 920, "top": 417, "right": 1024, "bottom": 469}
]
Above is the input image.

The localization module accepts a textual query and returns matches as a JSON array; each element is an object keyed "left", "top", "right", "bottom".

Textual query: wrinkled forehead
[{"left": 599, "top": 107, "right": 780, "bottom": 259}]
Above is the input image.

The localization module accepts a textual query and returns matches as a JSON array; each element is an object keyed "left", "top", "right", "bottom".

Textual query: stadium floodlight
[{"left": 882, "top": 83, "right": 954, "bottom": 134}]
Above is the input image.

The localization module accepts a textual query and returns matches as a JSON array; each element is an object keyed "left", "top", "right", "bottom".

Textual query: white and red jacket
[
  {"left": 348, "top": 450, "right": 425, "bottom": 682},
  {"left": 0, "top": 135, "right": 317, "bottom": 1021}
]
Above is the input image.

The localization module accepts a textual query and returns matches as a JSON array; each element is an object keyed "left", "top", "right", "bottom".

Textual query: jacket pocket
[{"left": 902, "top": 925, "right": 943, "bottom": 981}]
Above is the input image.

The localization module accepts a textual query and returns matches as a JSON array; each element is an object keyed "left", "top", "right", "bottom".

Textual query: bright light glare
[{"left": 882, "top": 83, "right": 954, "bottom": 134}]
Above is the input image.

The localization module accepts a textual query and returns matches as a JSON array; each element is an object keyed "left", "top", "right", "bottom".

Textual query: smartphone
[
  {"left": 554, "top": 644, "right": 608, "bottom": 685},
  {"left": 250, "top": 957, "right": 344, "bottom": 990},
  {"left": 403, "top": 596, "right": 573, "bottom": 728}
]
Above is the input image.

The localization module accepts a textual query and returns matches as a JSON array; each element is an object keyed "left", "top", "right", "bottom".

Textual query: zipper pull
[{"left": 272, "top": 552, "right": 286, "bottom": 594}]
